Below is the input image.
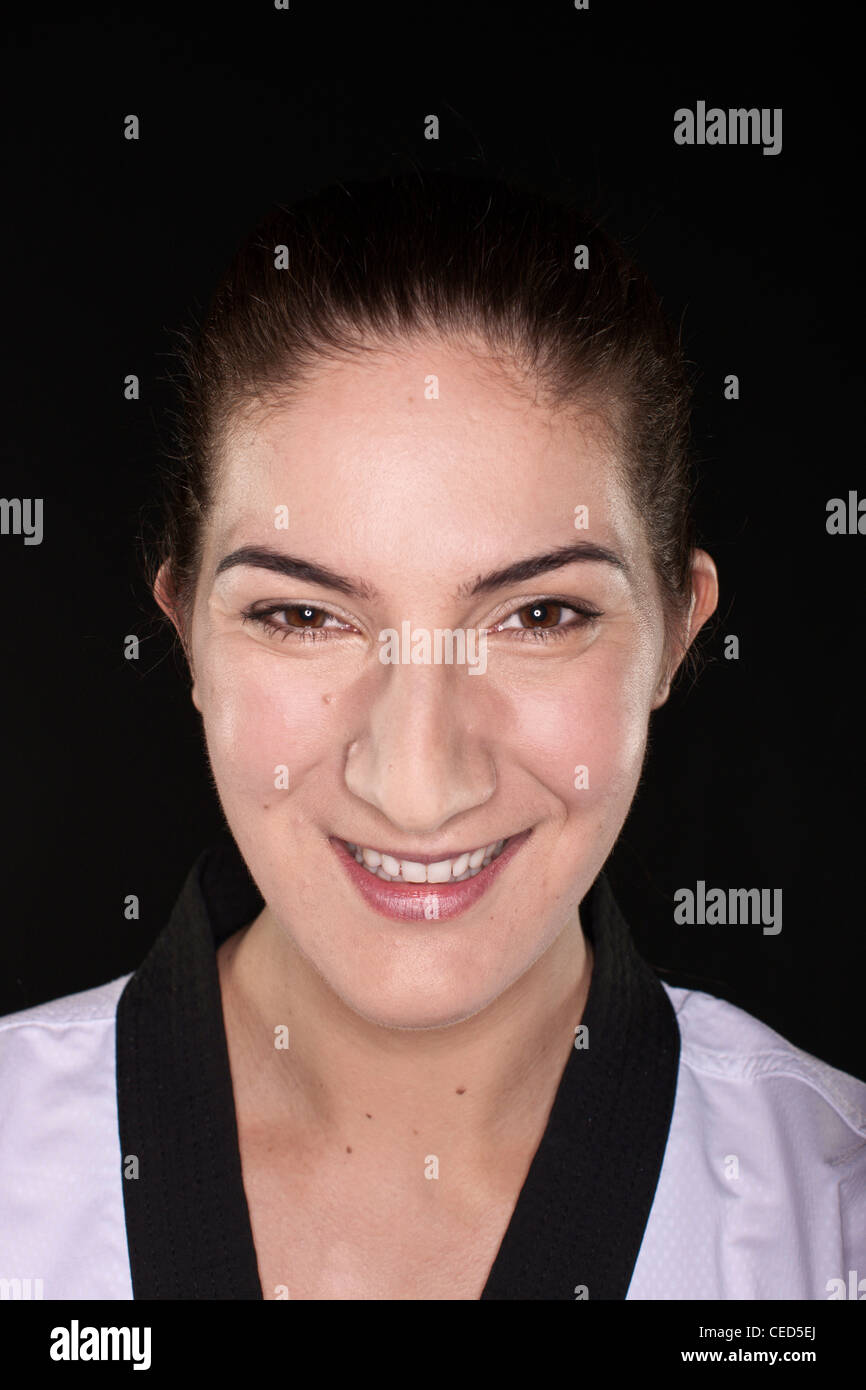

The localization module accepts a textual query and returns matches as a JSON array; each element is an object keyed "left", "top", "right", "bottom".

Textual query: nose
[{"left": 344, "top": 660, "right": 496, "bottom": 836}]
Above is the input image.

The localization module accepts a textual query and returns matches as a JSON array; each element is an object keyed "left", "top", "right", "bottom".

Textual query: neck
[{"left": 218, "top": 905, "right": 593, "bottom": 1177}]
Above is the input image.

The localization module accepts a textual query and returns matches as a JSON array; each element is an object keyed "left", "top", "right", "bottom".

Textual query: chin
[
  {"left": 326, "top": 969, "right": 504, "bottom": 1032},
  {"left": 347, "top": 999, "right": 492, "bottom": 1032}
]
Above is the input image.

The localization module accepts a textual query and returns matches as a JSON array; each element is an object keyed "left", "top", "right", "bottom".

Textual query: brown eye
[
  {"left": 517, "top": 601, "right": 563, "bottom": 629},
  {"left": 282, "top": 605, "right": 328, "bottom": 629},
  {"left": 241, "top": 601, "right": 351, "bottom": 644},
  {"left": 495, "top": 600, "right": 601, "bottom": 643}
]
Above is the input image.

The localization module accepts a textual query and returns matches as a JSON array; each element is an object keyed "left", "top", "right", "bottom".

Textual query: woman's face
[{"left": 164, "top": 339, "right": 711, "bottom": 1029}]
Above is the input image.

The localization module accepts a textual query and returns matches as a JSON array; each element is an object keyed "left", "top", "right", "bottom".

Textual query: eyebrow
[{"left": 214, "top": 541, "right": 629, "bottom": 602}]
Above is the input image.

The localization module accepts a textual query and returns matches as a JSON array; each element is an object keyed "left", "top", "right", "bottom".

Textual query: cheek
[
  {"left": 503, "top": 646, "right": 653, "bottom": 811},
  {"left": 195, "top": 651, "right": 338, "bottom": 806}
]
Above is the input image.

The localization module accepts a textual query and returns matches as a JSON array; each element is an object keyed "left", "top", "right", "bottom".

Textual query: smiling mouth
[{"left": 341, "top": 836, "right": 510, "bottom": 884}]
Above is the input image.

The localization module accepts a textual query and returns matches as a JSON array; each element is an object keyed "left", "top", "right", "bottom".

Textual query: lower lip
[{"left": 330, "top": 829, "right": 533, "bottom": 923}]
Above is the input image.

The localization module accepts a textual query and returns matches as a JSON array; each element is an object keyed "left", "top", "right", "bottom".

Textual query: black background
[{"left": 1, "top": 3, "right": 862, "bottom": 1079}]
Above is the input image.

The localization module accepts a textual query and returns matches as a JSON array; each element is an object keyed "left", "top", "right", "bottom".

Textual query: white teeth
[
  {"left": 345, "top": 836, "right": 510, "bottom": 884},
  {"left": 400, "top": 860, "right": 427, "bottom": 883}
]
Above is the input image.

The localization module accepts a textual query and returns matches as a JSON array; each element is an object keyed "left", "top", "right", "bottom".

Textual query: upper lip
[{"left": 335, "top": 833, "right": 514, "bottom": 864}]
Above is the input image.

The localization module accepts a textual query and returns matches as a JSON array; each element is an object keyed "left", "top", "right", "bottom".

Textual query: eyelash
[{"left": 240, "top": 599, "right": 603, "bottom": 645}]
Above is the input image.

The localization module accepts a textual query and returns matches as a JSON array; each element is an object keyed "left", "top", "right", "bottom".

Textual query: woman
[{"left": 1, "top": 171, "right": 863, "bottom": 1301}]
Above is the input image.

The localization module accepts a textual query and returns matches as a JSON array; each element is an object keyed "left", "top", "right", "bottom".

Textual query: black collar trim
[{"left": 116, "top": 831, "right": 680, "bottom": 1300}]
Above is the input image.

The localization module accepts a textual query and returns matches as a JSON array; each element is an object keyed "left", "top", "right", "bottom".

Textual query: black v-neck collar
[{"left": 116, "top": 831, "right": 680, "bottom": 1300}]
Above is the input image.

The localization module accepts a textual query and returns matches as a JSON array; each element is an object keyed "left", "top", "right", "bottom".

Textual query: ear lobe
[{"left": 651, "top": 675, "right": 672, "bottom": 710}]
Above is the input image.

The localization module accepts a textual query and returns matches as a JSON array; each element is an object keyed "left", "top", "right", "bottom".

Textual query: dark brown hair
[{"left": 148, "top": 169, "right": 704, "bottom": 682}]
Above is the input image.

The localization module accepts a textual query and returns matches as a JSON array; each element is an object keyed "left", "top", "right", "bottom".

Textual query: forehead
[{"left": 205, "top": 340, "right": 649, "bottom": 581}]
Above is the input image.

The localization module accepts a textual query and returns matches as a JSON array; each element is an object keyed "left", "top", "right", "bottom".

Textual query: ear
[
  {"left": 651, "top": 548, "right": 719, "bottom": 709},
  {"left": 153, "top": 561, "right": 202, "bottom": 713}
]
